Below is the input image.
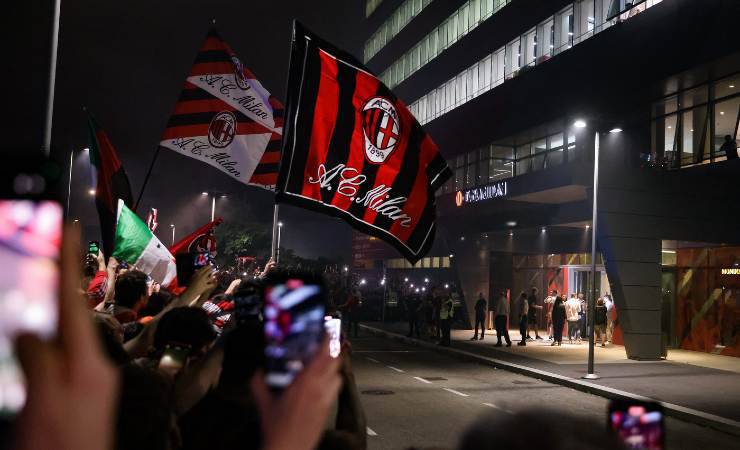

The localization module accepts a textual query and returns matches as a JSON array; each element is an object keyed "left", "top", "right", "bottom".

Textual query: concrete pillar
[{"left": 599, "top": 219, "right": 663, "bottom": 360}]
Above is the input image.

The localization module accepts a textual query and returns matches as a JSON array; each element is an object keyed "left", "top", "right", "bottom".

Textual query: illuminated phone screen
[
  {"left": 609, "top": 401, "right": 665, "bottom": 450},
  {"left": 0, "top": 200, "right": 62, "bottom": 416},
  {"left": 263, "top": 279, "right": 326, "bottom": 389}
]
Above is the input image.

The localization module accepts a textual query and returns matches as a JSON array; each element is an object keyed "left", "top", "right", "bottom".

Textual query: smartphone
[
  {"left": 0, "top": 199, "right": 63, "bottom": 416},
  {"left": 263, "top": 275, "right": 326, "bottom": 390},
  {"left": 88, "top": 240, "right": 100, "bottom": 255},
  {"left": 175, "top": 252, "right": 211, "bottom": 286},
  {"left": 232, "top": 281, "right": 263, "bottom": 321},
  {"left": 324, "top": 316, "right": 341, "bottom": 358},
  {"left": 158, "top": 343, "right": 192, "bottom": 375},
  {"left": 608, "top": 399, "right": 665, "bottom": 450}
]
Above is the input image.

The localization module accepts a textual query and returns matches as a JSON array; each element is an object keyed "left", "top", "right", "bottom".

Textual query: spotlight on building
[
  {"left": 424, "top": 278, "right": 429, "bottom": 283},
  {"left": 574, "top": 119, "right": 587, "bottom": 128},
  {"left": 88, "top": 189, "right": 96, "bottom": 196},
  {"left": 360, "top": 278, "right": 366, "bottom": 285},
  {"left": 585, "top": 224, "right": 591, "bottom": 229},
  {"left": 541, "top": 227, "right": 546, "bottom": 233},
  {"left": 415, "top": 288, "right": 420, "bottom": 293},
  {"left": 421, "top": 287, "right": 426, "bottom": 292},
  {"left": 444, "top": 283, "right": 449, "bottom": 289},
  {"left": 343, "top": 266, "right": 348, "bottom": 272},
  {"left": 404, "top": 277, "right": 409, "bottom": 282},
  {"left": 505, "top": 220, "right": 517, "bottom": 227},
  {"left": 410, "top": 283, "right": 414, "bottom": 288},
  {"left": 609, "top": 128, "right": 623, "bottom": 133}
]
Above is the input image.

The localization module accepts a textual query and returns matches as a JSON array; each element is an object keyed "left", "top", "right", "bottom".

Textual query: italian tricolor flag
[{"left": 112, "top": 200, "right": 177, "bottom": 286}]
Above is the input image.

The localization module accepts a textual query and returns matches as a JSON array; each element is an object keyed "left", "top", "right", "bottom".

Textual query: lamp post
[
  {"left": 202, "top": 191, "right": 227, "bottom": 222},
  {"left": 170, "top": 224, "right": 176, "bottom": 245},
  {"left": 276, "top": 221, "right": 283, "bottom": 264},
  {"left": 576, "top": 120, "right": 621, "bottom": 380}
]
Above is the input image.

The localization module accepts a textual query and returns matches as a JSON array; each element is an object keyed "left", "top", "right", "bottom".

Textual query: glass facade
[
  {"left": 438, "top": 129, "right": 577, "bottom": 195},
  {"left": 408, "top": 0, "right": 664, "bottom": 125},
  {"left": 651, "top": 73, "right": 740, "bottom": 168},
  {"left": 364, "top": 0, "right": 435, "bottom": 62},
  {"left": 379, "top": 0, "right": 512, "bottom": 88}
]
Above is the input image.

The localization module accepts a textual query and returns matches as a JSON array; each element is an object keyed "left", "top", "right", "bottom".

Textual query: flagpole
[
  {"left": 270, "top": 204, "right": 280, "bottom": 263},
  {"left": 134, "top": 146, "right": 161, "bottom": 213}
]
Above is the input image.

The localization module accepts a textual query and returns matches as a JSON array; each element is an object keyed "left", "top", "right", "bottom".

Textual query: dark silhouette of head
[{"left": 115, "top": 270, "right": 149, "bottom": 310}]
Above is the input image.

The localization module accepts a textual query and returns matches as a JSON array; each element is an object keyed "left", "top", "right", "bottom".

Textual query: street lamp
[
  {"left": 88, "top": 189, "right": 96, "bottom": 196},
  {"left": 574, "top": 119, "right": 621, "bottom": 380},
  {"left": 170, "top": 224, "right": 175, "bottom": 245},
  {"left": 202, "top": 191, "right": 227, "bottom": 222}
]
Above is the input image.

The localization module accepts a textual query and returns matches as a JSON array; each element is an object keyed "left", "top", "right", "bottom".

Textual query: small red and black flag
[
  {"left": 276, "top": 22, "right": 451, "bottom": 263},
  {"left": 86, "top": 113, "right": 134, "bottom": 257}
]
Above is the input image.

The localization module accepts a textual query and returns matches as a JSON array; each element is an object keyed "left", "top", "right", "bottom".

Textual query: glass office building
[{"left": 363, "top": 0, "right": 740, "bottom": 359}]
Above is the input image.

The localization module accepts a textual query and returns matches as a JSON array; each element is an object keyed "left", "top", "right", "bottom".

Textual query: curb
[{"left": 360, "top": 324, "right": 740, "bottom": 438}]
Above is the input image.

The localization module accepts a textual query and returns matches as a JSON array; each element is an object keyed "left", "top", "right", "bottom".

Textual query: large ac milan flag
[
  {"left": 276, "top": 23, "right": 451, "bottom": 263},
  {"left": 87, "top": 114, "right": 134, "bottom": 257},
  {"left": 160, "top": 28, "right": 283, "bottom": 189}
]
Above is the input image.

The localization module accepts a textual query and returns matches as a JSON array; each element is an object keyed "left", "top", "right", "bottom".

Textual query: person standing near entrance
[
  {"left": 471, "top": 292, "right": 487, "bottom": 340},
  {"left": 517, "top": 291, "right": 529, "bottom": 346},
  {"left": 439, "top": 294, "right": 454, "bottom": 346},
  {"left": 565, "top": 293, "right": 582, "bottom": 344},
  {"left": 526, "top": 287, "right": 543, "bottom": 341},
  {"left": 551, "top": 294, "right": 567, "bottom": 346},
  {"left": 544, "top": 290, "right": 558, "bottom": 340},
  {"left": 494, "top": 290, "right": 512, "bottom": 347},
  {"left": 578, "top": 292, "right": 587, "bottom": 343},
  {"left": 604, "top": 293, "right": 615, "bottom": 343},
  {"left": 595, "top": 297, "right": 608, "bottom": 347}
]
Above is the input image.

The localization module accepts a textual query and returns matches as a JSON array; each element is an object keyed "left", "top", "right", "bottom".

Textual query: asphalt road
[{"left": 350, "top": 334, "right": 739, "bottom": 450}]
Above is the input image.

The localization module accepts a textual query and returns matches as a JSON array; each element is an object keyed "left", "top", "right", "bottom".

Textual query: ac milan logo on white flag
[{"left": 160, "top": 28, "right": 283, "bottom": 186}]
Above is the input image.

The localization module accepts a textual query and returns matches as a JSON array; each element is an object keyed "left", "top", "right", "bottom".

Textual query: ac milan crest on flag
[
  {"left": 87, "top": 113, "right": 134, "bottom": 257},
  {"left": 276, "top": 23, "right": 451, "bottom": 263},
  {"left": 169, "top": 218, "right": 223, "bottom": 256},
  {"left": 160, "top": 28, "right": 283, "bottom": 189}
]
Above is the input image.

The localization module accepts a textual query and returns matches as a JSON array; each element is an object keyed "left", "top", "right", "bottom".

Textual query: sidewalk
[{"left": 360, "top": 321, "right": 740, "bottom": 436}]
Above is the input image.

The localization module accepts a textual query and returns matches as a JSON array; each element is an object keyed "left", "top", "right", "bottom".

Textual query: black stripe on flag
[
  {"left": 166, "top": 111, "right": 264, "bottom": 128},
  {"left": 322, "top": 63, "right": 357, "bottom": 205},
  {"left": 372, "top": 122, "right": 424, "bottom": 232},
  {"left": 284, "top": 41, "right": 322, "bottom": 194}
]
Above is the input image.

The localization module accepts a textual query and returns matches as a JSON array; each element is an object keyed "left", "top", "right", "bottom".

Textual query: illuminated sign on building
[
  {"left": 455, "top": 181, "right": 508, "bottom": 206},
  {"left": 721, "top": 268, "right": 740, "bottom": 275}
]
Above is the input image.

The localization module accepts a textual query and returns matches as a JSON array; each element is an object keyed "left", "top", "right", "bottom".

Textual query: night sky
[{"left": 32, "top": 0, "right": 365, "bottom": 261}]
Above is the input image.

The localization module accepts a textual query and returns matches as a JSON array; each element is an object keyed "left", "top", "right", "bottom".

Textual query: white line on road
[
  {"left": 443, "top": 388, "right": 470, "bottom": 397},
  {"left": 387, "top": 365, "right": 405, "bottom": 373},
  {"left": 483, "top": 402, "right": 514, "bottom": 414},
  {"left": 366, "top": 427, "right": 378, "bottom": 436},
  {"left": 365, "top": 357, "right": 380, "bottom": 363},
  {"left": 413, "top": 376, "right": 432, "bottom": 384}
]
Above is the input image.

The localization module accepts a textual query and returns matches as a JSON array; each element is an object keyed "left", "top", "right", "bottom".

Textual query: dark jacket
[
  {"left": 595, "top": 304, "right": 608, "bottom": 326},
  {"left": 474, "top": 297, "right": 487, "bottom": 316},
  {"left": 552, "top": 299, "right": 566, "bottom": 324}
]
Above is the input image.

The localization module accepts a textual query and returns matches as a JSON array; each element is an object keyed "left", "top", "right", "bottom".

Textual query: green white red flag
[{"left": 113, "top": 200, "right": 177, "bottom": 286}]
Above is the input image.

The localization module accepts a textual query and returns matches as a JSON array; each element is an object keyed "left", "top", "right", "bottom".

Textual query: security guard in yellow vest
[{"left": 439, "top": 296, "right": 454, "bottom": 346}]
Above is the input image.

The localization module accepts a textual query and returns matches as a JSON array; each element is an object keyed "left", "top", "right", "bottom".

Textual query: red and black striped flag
[
  {"left": 86, "top": 114, "right": 134, "bottom": 257},
  {"left": 160, "top": 28, "right": 283, "bottom": 189},
  {"left": 276, "top": 23, "right": 451, "bottom": 263}
]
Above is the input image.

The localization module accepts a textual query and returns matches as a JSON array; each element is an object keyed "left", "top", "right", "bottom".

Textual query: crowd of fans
[{"left": 6, "top": 228, "right": 628, "bottom": 450}]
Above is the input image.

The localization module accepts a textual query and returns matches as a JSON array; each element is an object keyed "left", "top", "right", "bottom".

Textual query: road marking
[
  {"left": 443, "top": 388, "right": 470, "bottom": 397},
  {"left": 365, "top": 357, "right": 380, "bottom": 363},
  {"left": 483, "top": 402, "right": 514, "bottom": 414},
  {"left": 366, "top": 427, "right": 378, "bottom": 436},
  {"left": 387, "top": 365, "right": 405, "bottom": 373},
  {"left": 413, "top": 376, "right": 432, "bottom": 384}
]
